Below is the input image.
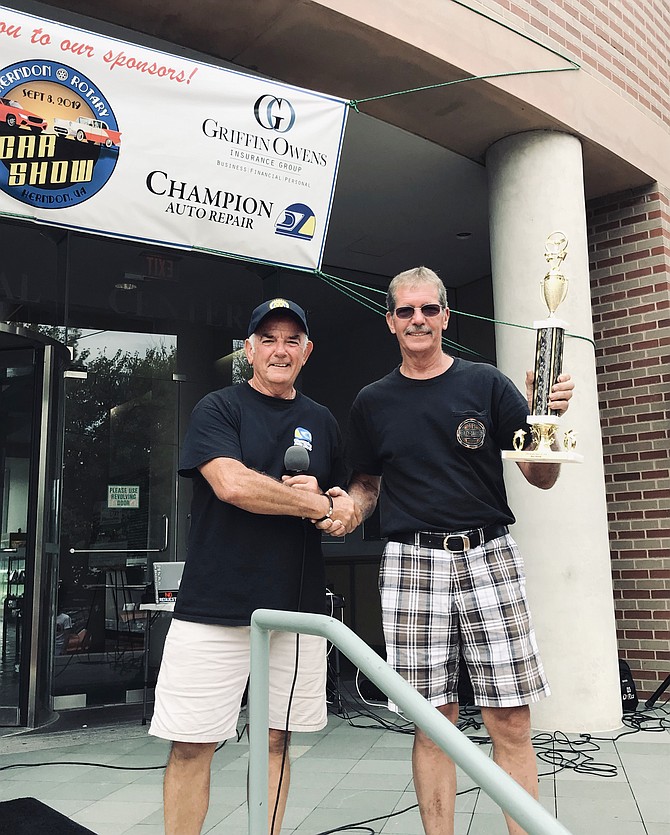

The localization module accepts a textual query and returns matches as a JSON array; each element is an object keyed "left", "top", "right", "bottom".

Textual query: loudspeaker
[
  {"left": 619, "top": 659, "right": 639, "bottom": 713},
  {"left": 357, "top": 674, "right": 385, "bottom": 702}
]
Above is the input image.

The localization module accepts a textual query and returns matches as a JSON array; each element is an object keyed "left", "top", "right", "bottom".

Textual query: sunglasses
[{"left": 393, "top": 304, "right": 443, "bottom": 320}]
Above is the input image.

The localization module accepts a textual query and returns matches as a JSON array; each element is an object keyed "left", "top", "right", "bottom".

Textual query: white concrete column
[{"left": 486, "top": 131, "right": 621, "bottom": 732}]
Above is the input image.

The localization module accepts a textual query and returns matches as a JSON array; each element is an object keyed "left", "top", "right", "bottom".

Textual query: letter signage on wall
[{"left": 0, "top": 6, "right": 348, "bottom": 270}]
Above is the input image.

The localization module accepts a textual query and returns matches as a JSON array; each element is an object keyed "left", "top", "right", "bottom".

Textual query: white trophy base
[{"left": 502, "top": 449, "right": 584, "bottom": 463}]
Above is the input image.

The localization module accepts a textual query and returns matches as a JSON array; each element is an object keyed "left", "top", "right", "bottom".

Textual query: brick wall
[
  {"left": 475, "top": 1, "right": 670, "bottom": 128},
  {"left": 588, "top": 184, "right": 670, "bottom": 701}
]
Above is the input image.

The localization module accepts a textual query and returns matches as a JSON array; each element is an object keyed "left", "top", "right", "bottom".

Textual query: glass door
[
  {"left": 55, "top": 331, "right": 179, "bottom": 707},
  {"left": 0, "top": 326, "right": 66, "bottom": 728},
  {"left": 0, "top": 346, "right": 35, "bottom": 724}
]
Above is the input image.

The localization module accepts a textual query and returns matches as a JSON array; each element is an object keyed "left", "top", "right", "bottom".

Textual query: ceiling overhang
[{"left": 33, "top": 0, "right": 655, "bottom": 198}]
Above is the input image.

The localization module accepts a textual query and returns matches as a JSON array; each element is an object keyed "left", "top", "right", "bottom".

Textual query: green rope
[
  {"left": 0, "top": 220, "right": 594, "bottom": 349},
  {"left": 441, "top": 336, "right": 489, "bottom": 360},
  {"left": 347, "top": 0, "right": 579, "bottom": 112},
  {"left": 348, "top": 65, "right": 579, "bottom": 111},
  {"left": 452, "top": 307, "right": 596, "bottom": 348},
  {"left": 316, "top": 271, "right": 386, "bottom": 314},
  {"left": 449, "top": 0, "right": 580, "bottom": 68},
  {"left": 0, "top": 210, "right": 38, "bottom": 222},
  {"left": 314, "top": 270, "right": 387, "bottom": 296},
  {"left": 2, "top": 222, "right": 592, "bottom": 351},
  {"left": 314, "top": 270, "right": 595, "bottom": 350},
  {"left": 192, "top": 245, "right": 317, "bottom": 275},
  {"left": 317, "top": 272, "right": 387, "bottom": 318},
  {"left": 315, "top": 270, "right": 489, "bottom": 359}
]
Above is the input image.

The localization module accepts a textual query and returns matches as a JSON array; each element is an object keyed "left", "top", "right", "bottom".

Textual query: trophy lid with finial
[{"left": 543, "top": 231, "right": 569, "bottom": 315}]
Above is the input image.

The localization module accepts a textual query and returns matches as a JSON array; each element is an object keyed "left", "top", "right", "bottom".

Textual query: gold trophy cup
[{"left": 502, "top": 231, "right": 583, "bottom": 464}]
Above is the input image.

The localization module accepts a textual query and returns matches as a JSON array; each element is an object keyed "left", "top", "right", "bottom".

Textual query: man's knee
[
  {"left": 169, "top": 740, "right": 217, "bottom": 765},
  {"left": 414, "top": 703, "right": 459, "bottom": 750},
  {"left": 268, "top": 728, "right": 290, "bottom": 756},
  {"left": 482, "top": 705, "right": 532, "bottom": 746},
  {"left": 436, "top": 702, "right": 460, "bottom": 723}
]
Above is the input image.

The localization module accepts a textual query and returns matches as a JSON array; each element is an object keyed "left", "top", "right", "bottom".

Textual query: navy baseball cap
[{"left": 247, "top": 298, "right": 309, "bottom": 337}]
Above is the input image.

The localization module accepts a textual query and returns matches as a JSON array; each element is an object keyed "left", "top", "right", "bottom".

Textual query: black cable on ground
[
  {"left": 3, "top": 696, "right": 666, "bottom": 835},
  {"left": 0, "top": 733, "right": 236, "bottom": 774},
  {"left": 311, "top": 693, "right": 663, "bottom": 835}
]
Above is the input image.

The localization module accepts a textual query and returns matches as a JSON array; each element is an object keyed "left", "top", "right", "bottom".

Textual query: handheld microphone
[{"left": 284, "top": 444, "right": 310, "bottom": 474}]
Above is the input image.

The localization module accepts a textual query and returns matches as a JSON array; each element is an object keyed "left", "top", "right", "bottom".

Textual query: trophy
[{"left": 502, "top": 231, "right": 583, "bottom": 464}]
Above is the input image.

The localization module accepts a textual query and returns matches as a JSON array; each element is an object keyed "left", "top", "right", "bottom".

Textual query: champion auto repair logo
[
  {"left": 0, "top": 60, "right": 121, "bottom": 208},
  {"left": 275, "top": 202, "right": 316, "bottom": 240}
]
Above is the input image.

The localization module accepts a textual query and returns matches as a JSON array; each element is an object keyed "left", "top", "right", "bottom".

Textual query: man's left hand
[
  {"left": 525, "top": 371, "right": 574, "bottom": 414},
  {"left": 281, "top": 474, "right": 320, "bottom": 492}
]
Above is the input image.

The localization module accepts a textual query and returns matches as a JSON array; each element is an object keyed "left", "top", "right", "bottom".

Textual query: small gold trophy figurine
[{"left": 502, "top": 231, "right": 583, "bottom": 464}]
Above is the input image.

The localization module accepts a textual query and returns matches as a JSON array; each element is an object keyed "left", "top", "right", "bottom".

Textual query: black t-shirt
[
  {"left": 175, "top": 382, "right": 346, "bottom": 625},
  {"left": 347, "top": 358, "right": 530, "bottom": 537}
]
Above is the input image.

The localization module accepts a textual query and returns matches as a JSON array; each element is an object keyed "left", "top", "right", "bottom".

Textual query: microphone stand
[{"left": 645, "top": 674, "right": 670, "bottom": 709}]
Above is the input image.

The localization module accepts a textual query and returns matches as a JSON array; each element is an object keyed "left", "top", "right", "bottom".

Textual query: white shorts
[{"left": 148, "top": 619, "right": 327, "bottom": 743}]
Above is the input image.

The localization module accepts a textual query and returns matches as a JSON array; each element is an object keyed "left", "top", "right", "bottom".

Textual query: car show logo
[
  {"left": 275, "top": 202, "right": 316, "bottom": 240},
  {"left": 0, "top": 60, "right": 121, "bottom": 208}
]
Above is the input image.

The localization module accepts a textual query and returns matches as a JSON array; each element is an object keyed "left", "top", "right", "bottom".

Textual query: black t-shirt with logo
[
  {"left": 347, "top": 358, "right": 530, "bottom": 537},
  {"left": 175, "top": 383, "right": 346, "bottom": 626}
]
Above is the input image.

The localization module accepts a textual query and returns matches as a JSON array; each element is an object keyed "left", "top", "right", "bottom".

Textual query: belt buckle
[{"left": 443, "top": 534, "right": 470, "bottom": 552}]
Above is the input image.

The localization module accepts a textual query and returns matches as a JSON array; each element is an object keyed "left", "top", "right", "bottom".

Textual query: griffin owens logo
[{"left": 253, "top": 95, "right": 296, "bottom": 133}]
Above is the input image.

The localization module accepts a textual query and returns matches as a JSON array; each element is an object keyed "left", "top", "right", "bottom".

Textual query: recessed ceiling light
[{"left": 456, "top": 231, "right": 472, "bottom": 239}]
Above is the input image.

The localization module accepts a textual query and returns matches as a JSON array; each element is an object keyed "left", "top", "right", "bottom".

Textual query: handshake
[
  {"left": 281, "top": 473, "right": 362, "bottom": 537},
  {"left": 312, "top": 487, "right": 361, "bottom": 537}
]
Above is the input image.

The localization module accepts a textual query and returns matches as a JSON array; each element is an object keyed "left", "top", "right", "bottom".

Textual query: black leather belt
[{"left": 391, "top": 524, "right": 508, "bottom": 553}]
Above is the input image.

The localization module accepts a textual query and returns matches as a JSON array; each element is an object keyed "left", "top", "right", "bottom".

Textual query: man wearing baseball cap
[{"left": 150, "top": 297, "right": 359, "bottom": 834}]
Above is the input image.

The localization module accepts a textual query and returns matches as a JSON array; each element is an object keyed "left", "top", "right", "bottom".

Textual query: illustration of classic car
[
  {"left": 53, "top": 116, "right": 122, "bottom": 147},
  {"left": 0, "top": 97, "right": 48, "bottom": 132}
]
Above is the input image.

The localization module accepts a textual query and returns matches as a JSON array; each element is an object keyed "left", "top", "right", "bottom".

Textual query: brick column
[{"left": 587, "top": 185, "right": 670, "bottom": 702}]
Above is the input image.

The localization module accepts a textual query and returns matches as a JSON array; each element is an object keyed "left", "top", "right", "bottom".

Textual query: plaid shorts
[{"left": 380, "top": 532, "right": 550, "bottom": 709}]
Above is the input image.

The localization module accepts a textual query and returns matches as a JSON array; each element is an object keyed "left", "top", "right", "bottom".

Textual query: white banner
[{"left": 0, "top": 7, "right": 348, "bottom": 270}]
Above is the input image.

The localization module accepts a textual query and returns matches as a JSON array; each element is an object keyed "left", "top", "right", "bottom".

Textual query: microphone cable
[
  {"left": 270, "top": 444, "right": 313, "bottom": 834},
  {"left": 270, "top": 517, "right": 308, "bottom": 835}
]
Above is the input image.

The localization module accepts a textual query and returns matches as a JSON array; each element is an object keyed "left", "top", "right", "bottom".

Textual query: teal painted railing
[{"left": 249, "top": 609, "right": 573, "bottom": 835}]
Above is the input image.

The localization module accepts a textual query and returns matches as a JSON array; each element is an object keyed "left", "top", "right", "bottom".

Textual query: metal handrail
[
  {"left": 69, "top": 514, "right": 169, "bottom": 554},
  {"left": 249, "top": 609, "right": 573, "bottom": 835}
]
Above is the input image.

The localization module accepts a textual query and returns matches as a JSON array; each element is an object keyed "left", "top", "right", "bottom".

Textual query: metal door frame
[{"left": 0, "top": 324, "right": 68, "bottom": 727}]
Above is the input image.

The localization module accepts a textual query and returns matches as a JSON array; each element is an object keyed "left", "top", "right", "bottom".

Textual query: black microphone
[{"left": 284, "top": 444, "right": 310, "bottom": 474}]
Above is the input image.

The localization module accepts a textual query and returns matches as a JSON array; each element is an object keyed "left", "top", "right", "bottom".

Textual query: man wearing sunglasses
[{"left": 324, "top": 266, "right": 574, "bottom": 835}]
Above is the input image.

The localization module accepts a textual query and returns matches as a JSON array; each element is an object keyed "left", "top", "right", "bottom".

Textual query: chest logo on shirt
[
  {"left": 294, "top": 427, "right": 313, "bottom": 450},
  {"left": 456, "top": 418, "right": 486, "bottom": 449}
]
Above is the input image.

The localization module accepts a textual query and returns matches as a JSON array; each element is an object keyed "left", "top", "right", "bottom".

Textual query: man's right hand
[{"left": 313, "top": 487, "right": 362, "bottom": 536}]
